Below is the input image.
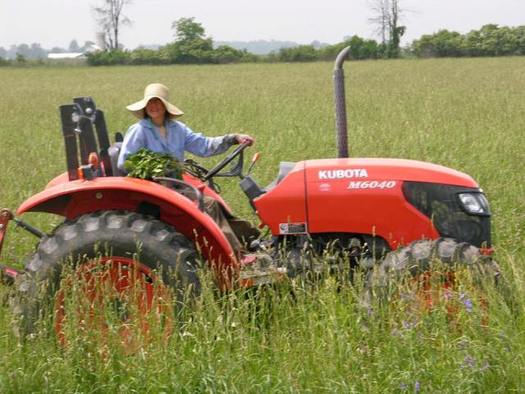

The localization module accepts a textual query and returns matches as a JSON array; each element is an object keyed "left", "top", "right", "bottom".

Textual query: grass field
[{"left": 0, "top": 58, "right": 524, "bottom": 392}]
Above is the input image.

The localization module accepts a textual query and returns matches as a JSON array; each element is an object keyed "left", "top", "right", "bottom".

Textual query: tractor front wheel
[
  {"left": 11, "top": 210, "right": 199, "bottom": 345},
  {"left": 363, "top": 238, "right": 503, "bottom": 320}
]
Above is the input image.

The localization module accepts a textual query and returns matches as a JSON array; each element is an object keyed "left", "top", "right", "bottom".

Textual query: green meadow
[{"left": 0, "top": 58, "right": 524, "bottom": 392}]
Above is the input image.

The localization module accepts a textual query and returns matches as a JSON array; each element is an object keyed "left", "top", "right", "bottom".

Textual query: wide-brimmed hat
[{"left": 126, "top": 83, "right": 184, "bottom": 119}]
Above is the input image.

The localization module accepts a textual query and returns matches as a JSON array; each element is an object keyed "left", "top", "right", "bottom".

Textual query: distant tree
[
  {"left": 319, "top": 36, "right": 381, "bottom": 60},
  {"left": 412, "top": 30, "right": 465, "bottom": 57},
  {"left": 15, "top": 44, "right": 31, "bottom": 58},
  {"left": 167, "top": 18, "right": 213, "bottom": 63},
  {"left": 310, "top": 40, "right": 327, "bottom": 49},
  {"left": 278, "top": 45, "right": 318, "bottom": 62},
  {"left": 172, "top": 17, "right": 206, "bottom": 43},
  {"left": 68, "top": 40, "right": 80, "bottom": 52},
  {"left": 86, "top": 49, "right": 130, "bottom": 65},
  {"left": 29, "top": 43, "right": 47, "bottom": 58},
  {"left": 81, "top": 41, "right": 96, "bottom": 52},
  {"left": 129, "top": 47, "right": 167, "bottom": 65},
  {"left": 410, "top": 24, "right": 525, "bottom": 58},
  {"left": 368, "top": 0, "right": 406, "bottom": 58},
  {"left": 369, "top": 0, "right": 389, "bottom": 45},
  {"left": 7, "top": 45, "right": 17, "bottom": 59},
  {"left": 15, "top": 53, "right": 27, "bottom": 64},
  {"left": 0, "top": 47, "right": 6, "bottom": 59},
  {"left": 92, "top": 0, "right": 132, "bottom": 50},
  {"left": 349, "top": 36, "right": 382, "bottom": 59},
  {"left": 477, "top": 24, "right": 512, "bottom": 56},
  {"left": 513, "top": 25, "right": 525, "bottom": 55},
  {"left": 212, "top": 45, "right": 254, "bottom": 64}
]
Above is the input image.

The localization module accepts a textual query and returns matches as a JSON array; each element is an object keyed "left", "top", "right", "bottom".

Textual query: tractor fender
[
  {"left": 17, "top": 177, "right": 238, "bottom": 271},
  {"left": 45, "top": 171, "right": 234, "bottom": 215}
]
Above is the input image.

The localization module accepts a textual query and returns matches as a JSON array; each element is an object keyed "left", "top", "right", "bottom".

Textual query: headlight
[{"left": 457, "top": 193, "right": 490, "bottom": 216}]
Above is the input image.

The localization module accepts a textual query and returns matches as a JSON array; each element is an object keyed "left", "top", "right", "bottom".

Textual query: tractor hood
[
  {"left": 253, "top": 157, "right": 487, "bottom": 249},
  {"left": 305, "top": 158, "right": 478, "bottom": 188}
]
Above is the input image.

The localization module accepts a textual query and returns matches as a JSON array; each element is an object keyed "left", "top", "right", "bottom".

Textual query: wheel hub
[{"left": 54, "top": 257, "right": 172, "bottom": 349}]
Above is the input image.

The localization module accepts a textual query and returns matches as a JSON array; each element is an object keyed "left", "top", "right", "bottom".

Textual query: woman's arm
[{"left": 183, "top": 124, "right": 253, "bottom": 157}]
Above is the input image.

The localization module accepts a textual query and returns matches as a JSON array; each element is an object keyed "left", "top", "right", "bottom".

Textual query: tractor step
[{"left": 0, "top": 264, "right": 22, "bottom": 286}]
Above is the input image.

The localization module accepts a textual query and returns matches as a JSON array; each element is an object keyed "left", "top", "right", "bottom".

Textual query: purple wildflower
[
  {"left": 461, "top": 355, "right": 476, "bottom": 369},
  {"left": 463, "top": 298, "right": 473, "bottom": 313},
  {"left": 415, "top": 381, "right": 421, "bottom": 392},
  {"left": 459, "top": 293, "right": 473, "bottom": 312}
]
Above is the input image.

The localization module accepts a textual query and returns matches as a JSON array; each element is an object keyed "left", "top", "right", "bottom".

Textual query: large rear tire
[
  {"left": 11, "top": 210, "right": 199, "bottom": 343},
  {"left": 363, "top": 238, "right": 503, "bottom": 315}
]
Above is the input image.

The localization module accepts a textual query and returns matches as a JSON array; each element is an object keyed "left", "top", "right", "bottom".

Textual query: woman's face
[{"left": 146, "top": 98, "right": 166, "bottom": 123}]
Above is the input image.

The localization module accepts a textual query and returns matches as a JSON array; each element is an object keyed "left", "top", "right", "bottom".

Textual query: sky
[{"left": 1, "top": 0, "right": 524, "bottom": 49}]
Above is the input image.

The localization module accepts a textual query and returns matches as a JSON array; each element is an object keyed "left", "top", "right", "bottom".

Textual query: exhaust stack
[{"left": 333, "top": 46, "right": 351, "bottom": 158}]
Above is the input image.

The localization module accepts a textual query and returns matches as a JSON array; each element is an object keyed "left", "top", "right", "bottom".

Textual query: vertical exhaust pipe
[{"left": 333, "top": 46, "right": 351, "bottom": 158}]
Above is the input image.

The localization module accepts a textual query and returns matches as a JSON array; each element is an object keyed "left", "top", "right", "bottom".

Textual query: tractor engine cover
[{"left": 254, "top": 158, "right": 490, "bottom": 250}]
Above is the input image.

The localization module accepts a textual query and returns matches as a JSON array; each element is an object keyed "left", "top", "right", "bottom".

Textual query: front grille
[{"left": 403, "top": 181, "right": 491, "bottom": 248}]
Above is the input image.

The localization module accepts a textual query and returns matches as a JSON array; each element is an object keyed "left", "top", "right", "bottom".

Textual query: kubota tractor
[{"left": 0, "top": 47, "right": 500, "bottom": 339}]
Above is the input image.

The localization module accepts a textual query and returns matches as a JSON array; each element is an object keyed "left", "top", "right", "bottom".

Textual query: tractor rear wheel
[
  {"left": 11, "top": 210, "right": 199, "bottom": 345},
  {"left": 362, "top": 238, "right": 503, "bottom": 319}
]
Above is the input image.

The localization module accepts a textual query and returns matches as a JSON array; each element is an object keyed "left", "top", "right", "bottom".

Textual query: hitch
[
  {"left": 0, "top": 208, "right": 44, "bottom": 286},
  {"left": 0, "top": 209, "right": 14, "bottom": 256}
]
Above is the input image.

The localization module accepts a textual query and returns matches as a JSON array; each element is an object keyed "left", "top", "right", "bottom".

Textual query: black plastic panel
[{"left": 403, "top": 181, "right": 491, "bottom": 247}]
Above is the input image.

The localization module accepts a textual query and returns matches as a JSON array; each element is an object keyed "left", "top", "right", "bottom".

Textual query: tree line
[
  {"left": 84, "top": 21, "right": 525, "bottom": 65},
  {"left": 412, "top": 24, "right": 525, "bottom": 57},
  {"left": 2, "top": 20, "right": 524, "bottom": 66}
]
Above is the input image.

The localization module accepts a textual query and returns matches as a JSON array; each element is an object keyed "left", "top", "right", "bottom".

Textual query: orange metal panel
[
  {"left": 253, "top": 162, "right": 307, "bottom": 235},
  {"left": 17, "top": 177, "right": 237, "bottom": 273}
]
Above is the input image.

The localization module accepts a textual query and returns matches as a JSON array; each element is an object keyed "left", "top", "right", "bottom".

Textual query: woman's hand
[{"left": 235, "top": 134, "right": 255, "bottom": 146}]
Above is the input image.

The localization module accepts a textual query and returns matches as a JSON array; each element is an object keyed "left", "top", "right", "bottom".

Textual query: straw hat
[{"left": 126, "top": 83, "right": 184, "bottom": 119}]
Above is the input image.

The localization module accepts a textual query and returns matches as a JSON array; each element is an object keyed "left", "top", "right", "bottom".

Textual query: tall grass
[
  {"left": 1, "top": 258, "right": 524, "bottom": 392},
  {"left": 0, "top": 58, "right": 524, "bottom": 391}
]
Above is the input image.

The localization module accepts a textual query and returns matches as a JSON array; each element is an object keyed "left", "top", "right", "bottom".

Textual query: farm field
[{"left": 0, "top": 58, "right": 524, "bottom": 392}]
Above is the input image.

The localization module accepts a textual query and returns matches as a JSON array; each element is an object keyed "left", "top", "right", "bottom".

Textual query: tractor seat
[
  {"left": 265, "top": 161, "right": 296, "bottom": 191},
  {"left": 106, "top": 131, "right": 124, "bottom": 176},
  {"left": 108, "top": 142, "right": 123, "bottom": 176}
]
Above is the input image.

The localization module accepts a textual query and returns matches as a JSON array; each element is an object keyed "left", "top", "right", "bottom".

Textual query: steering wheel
[{"left": 203, "top": 142, "right": 251, "bottom": 181}]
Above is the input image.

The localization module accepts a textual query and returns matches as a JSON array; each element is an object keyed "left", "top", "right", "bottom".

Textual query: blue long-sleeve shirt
[{"left": 117, "top": 118, "right": 235, "bottom": 172}]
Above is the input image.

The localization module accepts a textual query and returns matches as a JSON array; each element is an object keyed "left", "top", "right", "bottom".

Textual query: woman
[
  {"left": 118, "top": 83, "right": 256, "bottom": 253},
  {"left": 118, "top": 82, "right": 253, "bottom": 171}
]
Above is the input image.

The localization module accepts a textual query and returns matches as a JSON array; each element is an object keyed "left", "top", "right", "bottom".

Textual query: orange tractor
[{"left": 0, "top": 48, "right": 500, "bottom": 339}]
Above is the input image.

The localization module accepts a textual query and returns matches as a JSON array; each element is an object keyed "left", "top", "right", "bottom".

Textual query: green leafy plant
[{"left": 124, "top": 148, "right": 183, "bottom": 180}]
